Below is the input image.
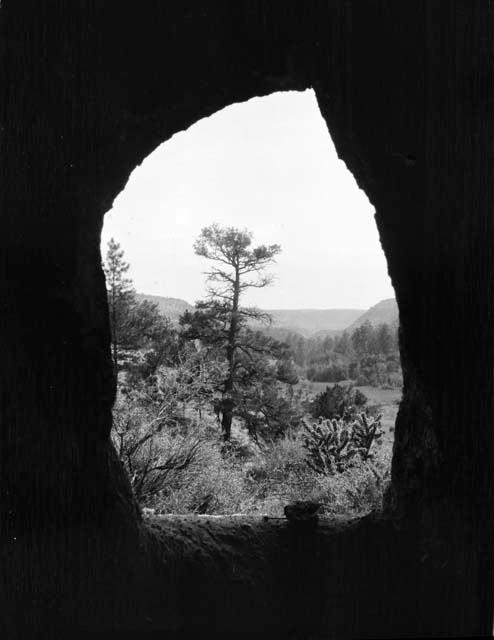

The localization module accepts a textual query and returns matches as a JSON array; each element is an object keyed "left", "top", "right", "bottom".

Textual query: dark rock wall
[{"left": 1, "top": 1, "right": 493, "bottom": 637}]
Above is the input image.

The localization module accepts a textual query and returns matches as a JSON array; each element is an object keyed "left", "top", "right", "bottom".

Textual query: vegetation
[
  {"left": 282, "top": 322, "right": 402, "bottom": 388},
  {"left": 104, "top": 232, "right": 398, "bottom": 518},
  {"left": 103, "top": 238, "right": 170, "bottom": 371},
  {"left": 302, "top": 412, "right": 383, "bottom": 476},
  {"left": 104, "top": 238, "right": 135, "bottom": 371},
  {"left": 180, "top": 224, "right": 294, "bottom": 441},
  {"left": 308, "top": 383, "right": 368, "bottom": 421}
]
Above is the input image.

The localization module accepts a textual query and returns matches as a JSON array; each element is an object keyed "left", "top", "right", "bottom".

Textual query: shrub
[
  {"left": 112, "top": 397, "right": 207, "bottom": 506},
  {"left": 306, "top": 364, "right": 348, "bottom": 383},
  {"left": 386, "top": 372, "right": 403, "bottom": 389},
  {"left": 309, "top": 383, "right": 367, "bottom": 421},
  {"left": 244, "top": 436, "right": 318, "bottom": 515},
  {"left": 248, "top": 436, "right": 308, "bottom": 481},
  {"left": 243, "top": 432, "right": 390, "bottom": 518},
  {"left": 222, "top": 428, "right": 258, "bottom": 460},
  {"left": 312, "top": 461, "right": 390, "bottom": 516},
  {"left": 235, "top": 380, "right": 304, "bottom": 443},
  {"left": 151, "top": 441, "right": 248, "bottom": 514}
]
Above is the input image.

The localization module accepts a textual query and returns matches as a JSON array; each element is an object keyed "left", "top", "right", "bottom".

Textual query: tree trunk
[
  {"left": 112, "top": 334, "right": 118, "bottom": 376},
  {"left": 221, "top": 399, "right": 234, "bottom": 441},
  {"left": 222, "top": 266, "right": 240, "bottom": 441},
  {"left": 111, "top": 290, "right": 118, "bottom": 375}
]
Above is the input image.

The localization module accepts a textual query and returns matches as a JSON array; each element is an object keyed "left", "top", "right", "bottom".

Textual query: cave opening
[{"left": 101, "top": 89, "right": 400, "bottom": 519}]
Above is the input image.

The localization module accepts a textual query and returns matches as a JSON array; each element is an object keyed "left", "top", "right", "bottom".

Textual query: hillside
[
  {"left": 347, "top": 298, "right": 398, "bottom": 331},
  {"left": 136, "top": 293, "right": 363, "bottom": 336},
  {"left": 136, "top": 293, "right": 400, "bottom": 336},
  {"left": 135, "top": 294, "right": 193, "bottom": 324},
  {"left": 256, "top": 308, "right": 364, "bottom": 337}
]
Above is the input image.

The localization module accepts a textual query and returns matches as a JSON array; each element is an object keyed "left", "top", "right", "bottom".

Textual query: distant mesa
[
  {"left": 135, "top": 294, "right": 193, "bottom": 325},
  {"left": 136, "top": 293, "right": 398, "bottom": 336},
  {"left": 347, "top": 298, "right": 398, "bottom": 331},
  {"left": 251, "top": 308, "right": 364, "bottom": 338}
]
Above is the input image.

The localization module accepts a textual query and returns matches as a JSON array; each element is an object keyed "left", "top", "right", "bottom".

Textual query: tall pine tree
[
  {"left": 103, "top": 238, "right": 136, "bottom": 372},
  {"left": 180, "top": 224, "right": 282, "bottom": 440}
]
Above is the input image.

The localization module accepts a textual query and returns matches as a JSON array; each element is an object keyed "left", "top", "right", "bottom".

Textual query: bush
[
  {"left": 309, "top": 383, "right": 368, "bottom": 421},
  {"left": 112, "top": 395, "right": 207, "bottom": 506},
  {"left": 243, "top": 436, "right": 318, "bottom": 515},
  {"left": 235, "top": 380, "right": 304, "bottom": 443},
  {"left": 243, "top": 433, "right": 390, "bottom": 518},
  {"left": 151, "top": 441, "right": 248, "bottom": 514},
  {"left": 312, "top": 461, "right": 390, "bottom": 516},
  {"left": 246, "top": 436, "right": 308, "bottom": 484},
  {"left": 385, "top": 372, "right": 403, "bottom": 389},
  {"left": 306, "top": 364, "right": 348, "bottom": 383}
]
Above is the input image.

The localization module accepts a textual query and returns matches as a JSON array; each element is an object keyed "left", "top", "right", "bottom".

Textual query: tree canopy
[{"left": 180, "top": 224, "right": 297, "bottom": 441}]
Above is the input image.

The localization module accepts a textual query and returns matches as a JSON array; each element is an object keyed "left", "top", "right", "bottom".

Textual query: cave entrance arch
[{"left": 3, "top": 3, "right": 494, "bottom": 637}]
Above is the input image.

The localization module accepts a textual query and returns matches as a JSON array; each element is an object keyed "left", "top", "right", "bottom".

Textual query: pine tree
[
  {"left": 103, "top": 238, "right": 136, "bottom": 372},
  {"left": 334, "top": 330, "right": 351, "bottom": 356},
  {"left": 375, "top": 323, "right": 394, "bottom": 356},
  {"left": 180, "top": 224, "right": 281, "bottom": 440},
  {"left": 351, "top": 321, "right": 374, "bottom": 356}
]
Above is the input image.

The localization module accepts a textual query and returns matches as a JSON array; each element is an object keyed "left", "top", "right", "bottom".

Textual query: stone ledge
[{"left": 136, "top": 512, "right": 405, "bottom": 638}]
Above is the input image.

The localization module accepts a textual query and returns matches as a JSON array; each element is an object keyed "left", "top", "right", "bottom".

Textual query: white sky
[{"left": 101, "top": 89, "right": 395, "bottom": 310}]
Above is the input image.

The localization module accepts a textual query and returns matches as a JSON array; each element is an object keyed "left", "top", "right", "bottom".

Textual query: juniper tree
[{"left": 180, "top": 224, "right": 282, "bottom": 440}]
